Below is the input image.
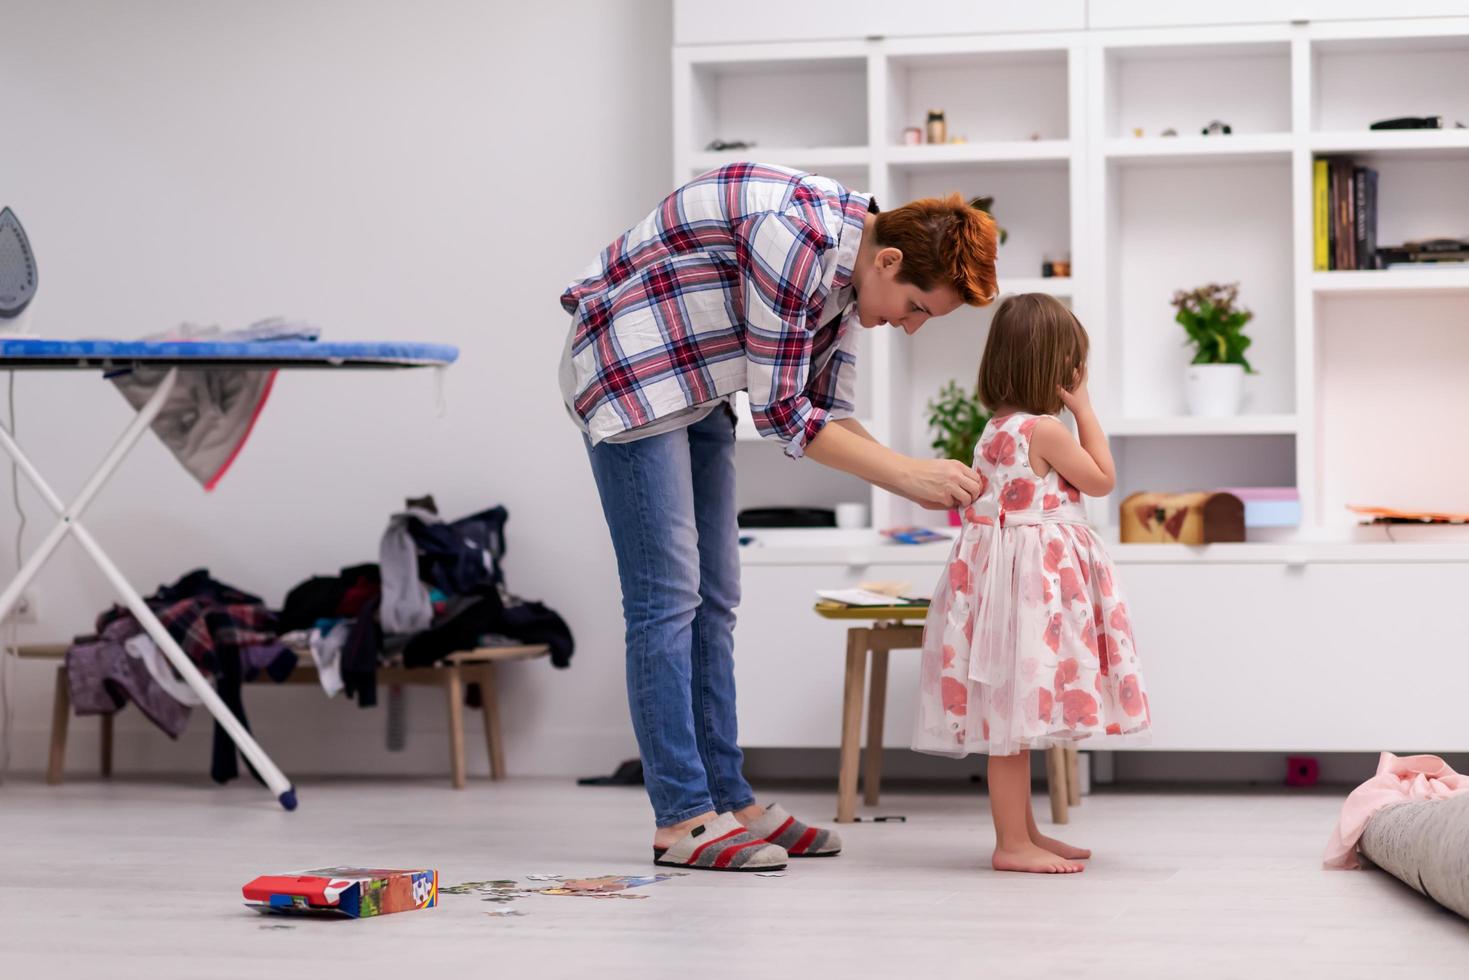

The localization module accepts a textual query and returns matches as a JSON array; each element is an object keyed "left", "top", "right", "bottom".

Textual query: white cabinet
[
  {"left": 1129, "top": 559, "right": 1469, "bottom": 752},
  {"left": 735, "top": 560, "right": 941, "bottom": 747},
  {"left": 736, "top": 550, "right": 1469, "bottom": 752},
  {"left": 674, "top": 2, "right": 1086, "bottom": 47},
  {"left": 1088, "top": 1, "right": 1469, "bottom": 29}
]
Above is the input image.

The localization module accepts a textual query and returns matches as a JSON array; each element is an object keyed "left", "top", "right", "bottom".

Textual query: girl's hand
[{"left": 1057, "top": 367, "right": 1093, "bottom": 416}]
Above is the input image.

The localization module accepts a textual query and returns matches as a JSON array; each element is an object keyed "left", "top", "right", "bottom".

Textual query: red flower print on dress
[
  {"left": 1058, "top": 566, "right": 1087, "bottom": 608},
  {"left": 942, "top": 676, "right": 968, "bottom": 716},
  {"left": 1120, "top": 674, "right": 1144, "bottom": 717},
  {"left": 1143, "top": 691, "right": 1151, "bottom": 723},
  {"left": 1054, "top": 657, "right": 1079, "bottom": 691},
  {"left": 982, "top": 431, "right": 1017, "bottom": 466},
  {"left": 1059, "top": 689, "right": 1099, "bottom": 728},
  {"left": 942, "top": 644, "right": 957, "bottom": 669},
  {"left": 1019, "top": 417, "right": 1040, "bottom": 438},
  {"left": 1044, "top": 613, "right": 1063, "bottom": 652},
  {"left": 1001, "top": 478, "right": 1035, "bottom": 511},
  {"left": 982, "top": 719, "right": 990, "bottom": 741},
  {"left": 1060, "top": 477, "right": 1081, "bottom": 503},
  {"left": 1081, "top": 622, "right": 1099, "bottom": 657},
  {"left": 1043, "top": 538, "right": 1066, "bottom": 573},
  {"left": 1042, "top": 493, "right": 1060, "bottom": 511},
  {"left": 1096, "top": 562, "right": 1114, "bottom": 598},
  {"left": 1098, "top": 633, "right": 1123, "bottom": 668},
  {"left": 1038, "top": 687, "right": 1053, "bottom": 724},
  {"left": 1105, "top": 723, "right": 1121, "bottom": 736},
  {"left": 948, "top": 559, "right": 971, "bottom": 594},
  {"left": 1109, "top": 604, "right": 1131, "bottom": 635},
  {"left": 1093, "top": 603, "right": 1104, "bottom": 626},
  {"left": 962, "top": 617, "right": 975, "bottom": 646}
]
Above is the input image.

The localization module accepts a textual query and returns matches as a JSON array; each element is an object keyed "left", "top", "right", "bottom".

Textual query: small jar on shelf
[{"left": 925, "top": 109, "right": 947, "bottom": 145}]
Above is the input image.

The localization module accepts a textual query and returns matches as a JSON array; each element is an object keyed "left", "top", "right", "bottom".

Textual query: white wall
[{"left": 0, "top": 0, "right": 672, "bottom": 779}]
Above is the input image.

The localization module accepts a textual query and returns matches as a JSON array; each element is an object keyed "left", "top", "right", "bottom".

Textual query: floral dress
[{"left": 912, "top": 412, "right": 1151, "bottom": 757}]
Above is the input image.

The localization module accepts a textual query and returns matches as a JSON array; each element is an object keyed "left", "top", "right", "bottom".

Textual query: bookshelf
[
  {"left": 671, "top": 12, "right": 1469, "bottom": 549},
  {"left": 672, "top": 5, "right": 1469, "bottom": 754}
]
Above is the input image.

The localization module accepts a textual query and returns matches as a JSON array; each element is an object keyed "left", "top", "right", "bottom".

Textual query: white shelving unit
[
  {"left": 672, "top": 5, "right": 1469, "bottom": 753},
  {"left": 671, "top": 9, "right": 1469, "bottom": 550}
]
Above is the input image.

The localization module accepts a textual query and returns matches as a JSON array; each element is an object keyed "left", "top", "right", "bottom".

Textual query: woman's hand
[
  {"left": 902, "top": 457, "right": 983, "bottom": 509},
  {"left": 1057, "top": 366, "right": 1094, "bottom": 417}
]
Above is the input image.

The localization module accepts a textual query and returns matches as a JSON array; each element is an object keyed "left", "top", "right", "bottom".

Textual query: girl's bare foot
[
  {"left": 1030, "top": 831, "right": 1091, "bottom": 860},
  {"left": 992, "top": 842, "right": 1085, "bottom": 874}
]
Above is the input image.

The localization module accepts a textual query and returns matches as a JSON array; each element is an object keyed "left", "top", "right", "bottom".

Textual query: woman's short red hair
[{"left": 873, "top": 193, "right": 999, "bottom": 306}]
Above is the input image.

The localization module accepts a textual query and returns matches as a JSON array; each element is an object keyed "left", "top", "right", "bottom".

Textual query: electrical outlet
[{"left": 11, "top": 591, "right": 37, "bottom": 624}]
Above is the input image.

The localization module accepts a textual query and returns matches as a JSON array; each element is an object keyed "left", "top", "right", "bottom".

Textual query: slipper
[
  {"left": 652, "top": 813, "right": 788, "bottom": 871},
  {"left": 745, "top": 803, "right": 842, "bottom": 857}
]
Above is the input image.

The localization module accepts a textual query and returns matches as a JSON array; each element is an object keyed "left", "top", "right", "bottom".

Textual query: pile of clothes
[
  {"left": 64, "top": 500, "right": 573, "bottom": 783},
  {"left": 65, "top": 570, "right": 296, "bottom": 784}
]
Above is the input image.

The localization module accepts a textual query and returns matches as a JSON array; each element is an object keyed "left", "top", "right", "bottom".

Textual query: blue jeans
[{"left": 584, "top": 406, "right": 756, "bottom": 827}]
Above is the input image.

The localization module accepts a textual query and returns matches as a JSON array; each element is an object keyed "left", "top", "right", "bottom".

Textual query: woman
[{"left": 559, "top": 162, "right": 998, "bottom": 871}]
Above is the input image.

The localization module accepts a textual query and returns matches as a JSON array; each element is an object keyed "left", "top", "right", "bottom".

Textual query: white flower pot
[{"left": 1183, "top": 363, "right": 1245, "bottom": 417}]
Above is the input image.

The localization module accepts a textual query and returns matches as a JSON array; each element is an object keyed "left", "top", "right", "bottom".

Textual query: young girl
[{"left": 912, "top": 293, "right": 1150, "bottom": 874}]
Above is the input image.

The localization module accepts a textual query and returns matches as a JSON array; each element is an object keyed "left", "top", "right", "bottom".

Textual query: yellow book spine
[{"left": 1313, "top": 158, "right": 1329, "bottom": 271}]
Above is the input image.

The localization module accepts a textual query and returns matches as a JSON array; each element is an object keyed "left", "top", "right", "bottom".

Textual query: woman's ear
[{"left": 876, "top": 246, "right": 903, "bottom": 273}]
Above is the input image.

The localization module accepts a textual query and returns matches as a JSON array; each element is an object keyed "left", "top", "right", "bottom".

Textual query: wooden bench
[{"left": 19, "top": 642, "right": 550, "bottom": 789}]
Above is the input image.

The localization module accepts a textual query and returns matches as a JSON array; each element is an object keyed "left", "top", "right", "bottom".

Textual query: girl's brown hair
[
  {"left": 978, "top": 293, "right": 1089, "bottom": 416},
  {"left": 872, "top": 194, "right": 998, "bottom": 306}
]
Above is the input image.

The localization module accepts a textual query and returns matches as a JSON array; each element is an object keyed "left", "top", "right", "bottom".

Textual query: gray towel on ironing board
[{"left": 109, "top": 319, "right": 319, "bottom": 489}]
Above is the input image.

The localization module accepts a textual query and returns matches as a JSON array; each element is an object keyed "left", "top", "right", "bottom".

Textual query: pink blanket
[{"left": 1324, "top": 752, "right": 1469, "bottom": 869}]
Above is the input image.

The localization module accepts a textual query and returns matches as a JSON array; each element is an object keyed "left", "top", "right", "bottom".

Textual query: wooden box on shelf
[{"left": 1120, "top": 491, "right": 1245, "bottom": 544}]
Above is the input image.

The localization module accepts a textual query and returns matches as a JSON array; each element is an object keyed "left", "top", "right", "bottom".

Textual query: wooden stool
[
  {"left": 814, "top": 603, "right": 1081, "bottom": 823},
  {"left": 18, "top": 642, "right": 549, "bottom": 789}
]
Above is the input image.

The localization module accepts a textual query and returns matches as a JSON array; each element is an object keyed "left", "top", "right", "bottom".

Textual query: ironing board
[{"left": 0, "top": 337, "right": 459, "bottom": 810}]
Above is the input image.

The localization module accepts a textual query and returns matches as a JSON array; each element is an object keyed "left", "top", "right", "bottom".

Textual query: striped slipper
[
  {"left": 652, "top": 813, "right": 789, "bottom": 872},
  {"left": 747, "top": 803, "right": 842, "bottom": 857}
]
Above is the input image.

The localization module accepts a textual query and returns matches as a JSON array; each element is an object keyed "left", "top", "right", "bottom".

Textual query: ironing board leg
[{"left": 0, "top": 369, "right": 298, "bottom": 810}]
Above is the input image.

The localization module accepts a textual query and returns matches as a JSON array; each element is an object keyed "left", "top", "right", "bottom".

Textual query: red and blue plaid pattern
[{"left": 561, "top": 163, "right": 870, "bottom": 458}]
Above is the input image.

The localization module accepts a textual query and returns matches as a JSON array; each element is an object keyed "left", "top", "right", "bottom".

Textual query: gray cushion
[{"left": 1360, "top": 794, "right": 1469, "bottom": 920}]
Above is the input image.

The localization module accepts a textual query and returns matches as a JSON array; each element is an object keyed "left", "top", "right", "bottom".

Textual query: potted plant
[
  {"left": 925, "top": 380, "right": 991, "bottom": 526},
  {"left": 1172, "top": 281, "right": 1255, "bottom": 416},
  {"left": 970, "top": 196, "right": 1008, "bottom": 246}
]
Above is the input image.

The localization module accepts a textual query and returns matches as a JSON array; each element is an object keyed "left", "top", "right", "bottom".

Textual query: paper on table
[{"left": 816, "top": 588, "right": 927, "bottom": 607}]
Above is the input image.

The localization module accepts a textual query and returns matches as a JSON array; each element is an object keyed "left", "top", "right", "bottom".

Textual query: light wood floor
[{"left": 0, "top": 776, "right": 1464, "bottom": 978}]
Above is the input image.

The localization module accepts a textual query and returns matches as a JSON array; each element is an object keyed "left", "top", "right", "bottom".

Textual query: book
[
  {"left": 1327, "top": 161, "right": 1338, "bottom": 270},
  {"left": 878, "top": 525, "right": 950, "bottom": 545},
  {"left": 1313, "top": 158, "right": 1330, "bottom": 271},
  {"left": 1334, "top": 159, "right": 1356, "bottom": 271},
  {"left": 1353, "top": 166, "right": 1380, "bottom": 271},
  {"left": 1357, "top": 167, "right": 1369, "bottom": 268},
  {"left": 1348, "top": 504, "right": 1469, "bottom": 525},
  {"left": 1218, "top": 487, "right": 1302, "bottom": 528},
  {"left": 243, "top": 867, "right": 438, "bottom": 919}
]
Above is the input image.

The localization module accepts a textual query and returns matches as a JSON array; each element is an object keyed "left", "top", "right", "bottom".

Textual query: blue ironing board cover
[{"left": 0, "top": 338, "right": 458, "bottom": 369}]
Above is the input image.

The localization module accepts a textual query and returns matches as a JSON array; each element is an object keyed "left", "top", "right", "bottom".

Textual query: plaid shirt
[
  {"left": 560, "top": 163, "right": 871, "bottom": 458},
  {"left": 96, "top": 574, "right": 279, "bottom": 672}
]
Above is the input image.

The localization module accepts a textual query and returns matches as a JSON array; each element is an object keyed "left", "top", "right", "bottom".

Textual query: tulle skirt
[{"left": 912, "top": 518, "right": 1151, "bottom": 758}]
